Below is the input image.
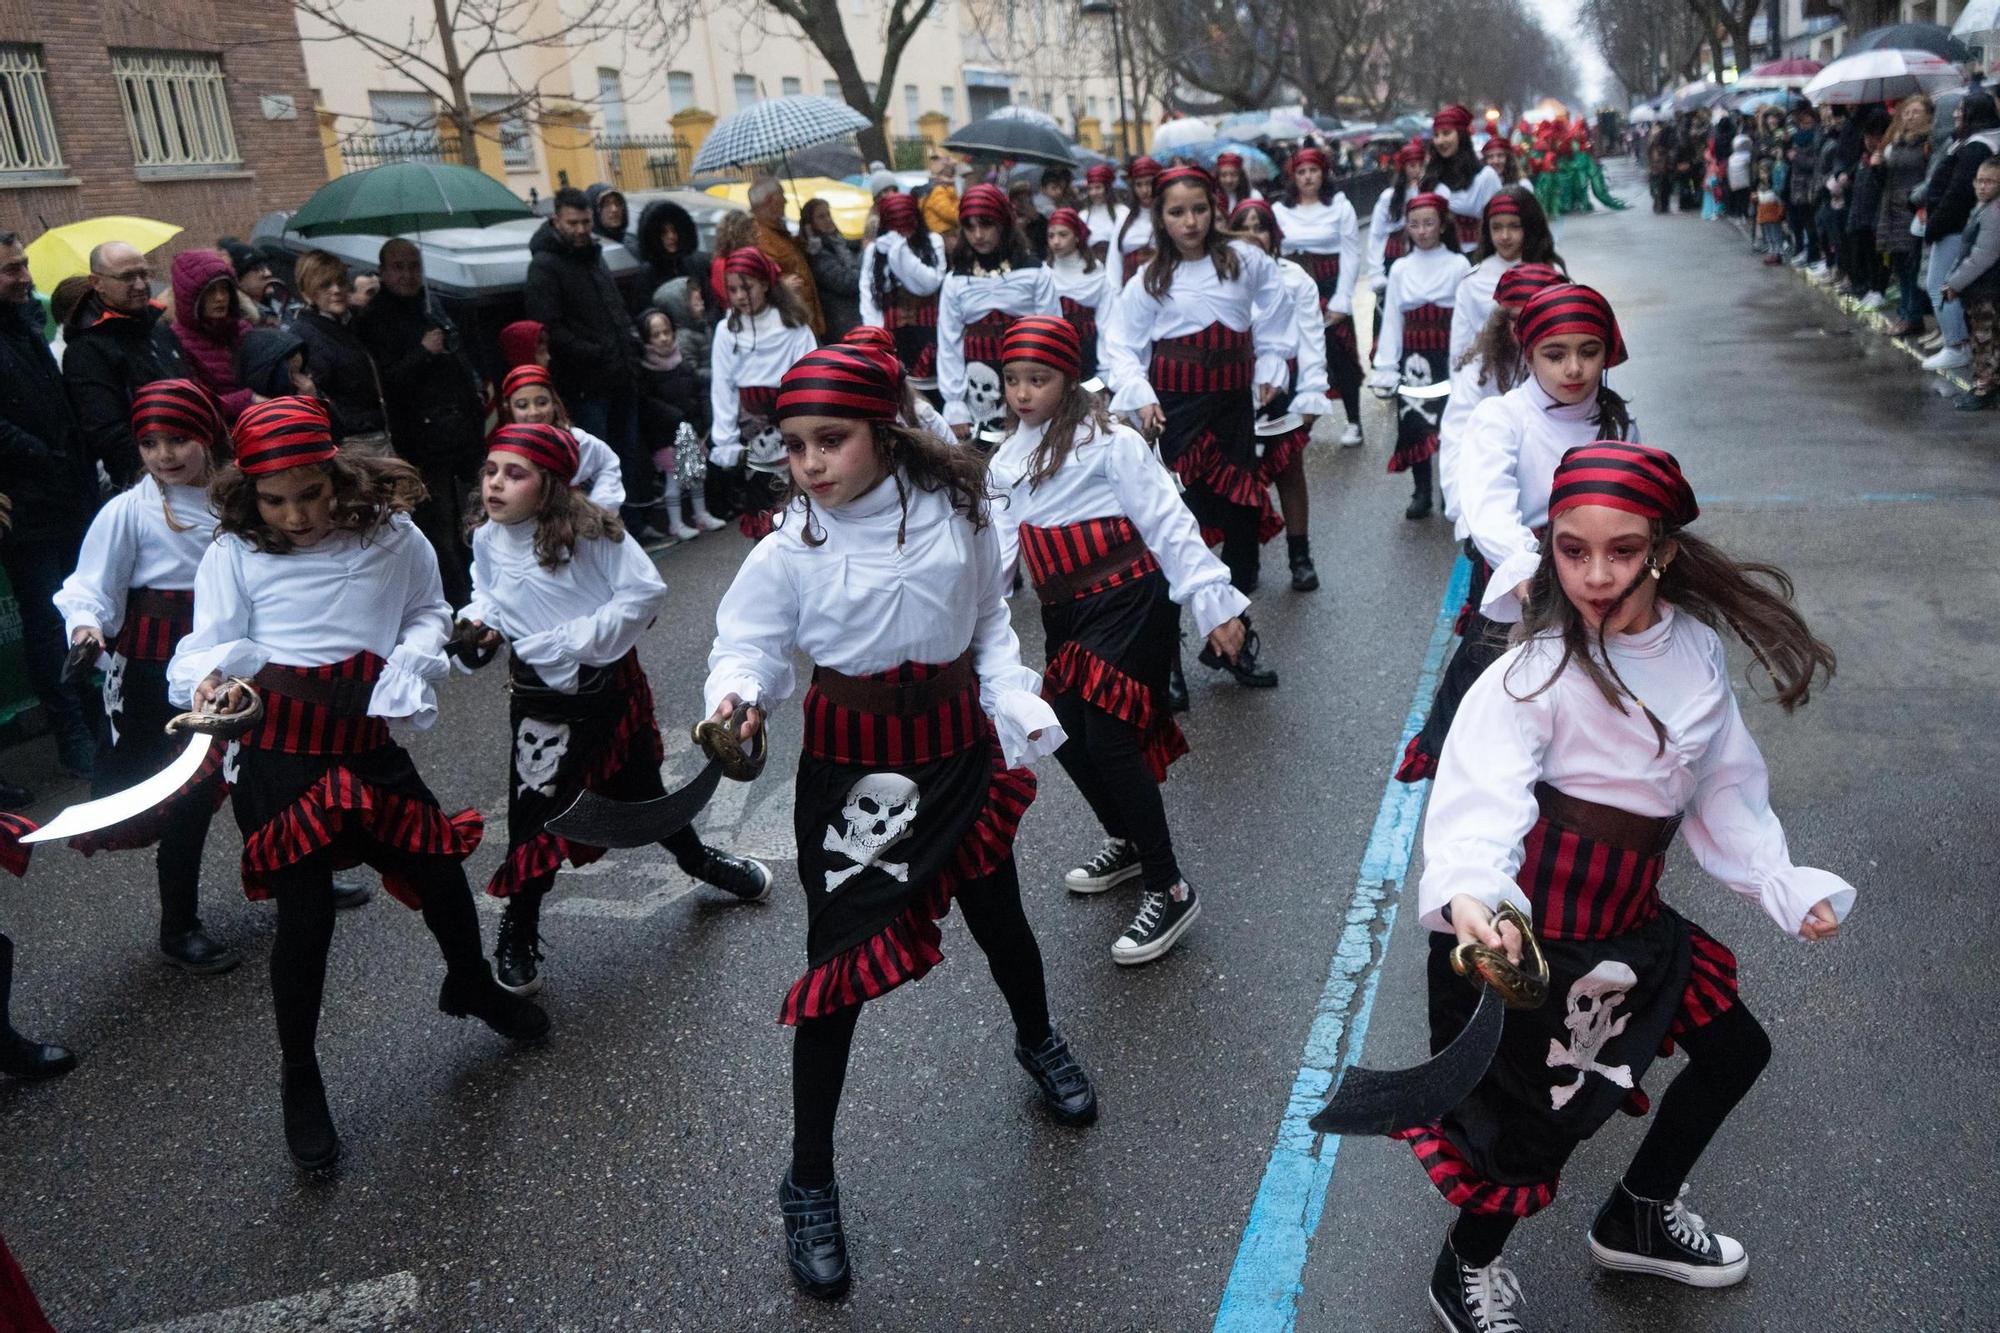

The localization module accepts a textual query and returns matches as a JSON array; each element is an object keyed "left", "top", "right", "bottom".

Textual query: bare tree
[
  {"left": 1685, "top": 0, "right": 1762, "bottom": 83},
  {"left": 1582, "top": 0, "right": 1709, "bottom": 100},
  {"left": 1119, "top": 0, "right": 1288, "bottom": 112}
]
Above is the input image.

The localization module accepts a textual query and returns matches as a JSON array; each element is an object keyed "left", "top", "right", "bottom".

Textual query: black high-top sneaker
[
  {"left": 439, "top": 960, "right": 550, "bottom": 1042},
  {"left": 1428, "top": 1235, "right": 1527, "bottom": 1332},
  {"left": 1287, "top": 535, "right": 1320, "bottom": 591},
  {"left": 1013, "top": 1026, "right": 1098, "bottom": 1126},
  {"left": 494, "top": 897, "right": 544, "bottom": 996},
  {"left": 1588, "top": 1181, "right": 1748, "bottom": 1287},
  {"left": 1111, "top": 881, "right": 1200, "bottom": 965},
  {"left": 679, "top": 843, "right": 774, "bottom": 901},
  {"left": 280, "top": 1057, "right": 340, "bottom": 1172},
  {"left": 1063, "top": 836, "right": 1142, "bottom": 894},
  {"left": 779, "top": 1169, "right": 851, "bottom": 1300}
]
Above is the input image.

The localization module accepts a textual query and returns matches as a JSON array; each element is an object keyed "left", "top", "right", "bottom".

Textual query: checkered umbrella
[{"left": 692, "top": 95, "right": 872, "bottom": 174}]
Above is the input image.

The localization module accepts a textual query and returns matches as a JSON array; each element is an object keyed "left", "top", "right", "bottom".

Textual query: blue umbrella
[{"left": 1176, "top": 139, "right": 1279, "bottom": 182}]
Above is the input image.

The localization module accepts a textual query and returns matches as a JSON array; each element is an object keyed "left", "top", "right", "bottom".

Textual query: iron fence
[
  {"left": 338, "top": 133, "right": 449, "bottom": 173},
  {"left": 594, "top": 134, "right": 692, "bottom": 190},
  {"left": 890, "top": 135, "right": 931, "bottom": 171}
]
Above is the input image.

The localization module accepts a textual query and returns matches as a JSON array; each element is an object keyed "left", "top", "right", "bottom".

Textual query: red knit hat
[
  {"left": 724, "top": 247, "right": 783, "bottom": 287},
  {"left": 1046, "top": 206, "right": 1089, "bottom": 245},
  {"left": 1290, "top": 147, "right": 1329, "bottom": 174},
  {"left": 1228, "top": 197, "right": 1282, "bottom": 249},
  {"left": 958, "top": 183, "right": 1011, "bottom": 224},
  {"left": 498, "top": 364, "right": 564, "bottom": 422},
  {"left": 1000, "top": 315, "right": 1082, "bottom": 380},
  {"left": 1493, "top": 262, "right": 1566, "bottom": 309},
  {"left": 1549, "top": 442, "right": 1698, "bottom": 530},
  {"left": 1516, "top": 283, "right": 1628, "bottom": 367},
  {"left": 232, "top": 397, "right": 337, "bottom": 476},
  {"left": 131, "top": 378, "right": 226, "bottom": 453},
  {"left": 876, "top": 192, "right": 919, "bottom": 235},
  {"left": 1086, "top": 163, "right": 1116, "bottom": 187},
  {"left": 498, "top": 320, "right": 546, "bottom": 370},
  {"left": 1433, "top": 104, "right": 1474, "bottom": 134},
  {"left": 1484, "top": 191, "right": 1523, "bottom": 219},
  {"left": 487, "top": 421, "right": 580, "bottom": 483},
  {"left": 776, "top": 345, "right": 903, "bottom": 422}
]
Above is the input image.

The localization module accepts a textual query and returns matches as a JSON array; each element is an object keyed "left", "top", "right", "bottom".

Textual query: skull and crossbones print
[
  {"left": 822, "top": 772, "right": 921, "bottom": 892},
  {"left": 1545, "top": 960, "right": 1637, "bottom": 1109},
  {"left": 101, "top": 652, "right": 128, "bottom": 745},
  {"left": 1400, "top": 353, "right": 1444, "bottom": 430},
  {"left": 514, "top": 718, "right": 570, "bottom": 797},
  {"left": 964, "top": 362, "right": 1005, "bottom": 427}
]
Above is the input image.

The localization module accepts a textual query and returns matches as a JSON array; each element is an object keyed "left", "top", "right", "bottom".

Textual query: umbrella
[
  {"left": 1628, "top": 105, "right": 1659, "bottom": 124},
  {"left": 1069, "top": 142, "right": 1114, "bottom": 169},
  {"left": 1804, "top": 49, "right": 1965, "bottom": 105},
  {"left": 691, "top": 95, "right": 871, "bottom": 174},
  {"left": 1215, "top": 111, "right": 1272, "bottom": 141},
  {"left": 1151, "top": 117, "right": 1218, "bottom": 152},
  {"left": 703, "top": 177, "right": 874, "bottom": 240},
  {"left": 782, "top": 140, "right": 865, "bottom": 180},
  {"left": 989, "top": 104, "right": 1063, "bottom": 131},
  {"left": 1849, "top": 22, "right": 1974, "bottom": 63},
  {"left": 288, "top": 162, "right": 530, "bottom": 236},
  {"left": 1177, "top": 139, "right": 1279, "bottom": 181},
  {"left": 25, "top": 215, "right": 181, "bottom": 292},
  {"left": 944, "top": 112, "right": 1075, "bottom": 167},
  {"left": 1737, "top": 57, "right": 1822, "bottom": 90},
  {"left": 1954, "top": 0, "right": 2000, "bottom": 37}
]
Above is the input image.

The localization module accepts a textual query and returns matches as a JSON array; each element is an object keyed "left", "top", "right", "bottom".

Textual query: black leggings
[
  {"left": 156, "top": 798, "right": 218, "bottom": 938},
  {"left": 1048, "top": 692, "right": 1180, "bottom": 892},
  {"left": 790, "top": 858, "right": 1051, "bottom": 1187},
  {"left": 268, "top": 849, "right": 487, "bottom": 1064},
  {"left": 1409, "top": 458, "right": 1434, "bottom": 500},
  {"left": 1182, "top": 482, "right": 1262, "bottom": 592},
  {"left": 1450, "top": 1000, "right": 1771, "bottom": 1266}
]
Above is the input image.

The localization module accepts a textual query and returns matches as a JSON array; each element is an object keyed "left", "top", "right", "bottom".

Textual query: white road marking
[{"left": 122, "top": 1272, "right": 420, "bottom": 1332}]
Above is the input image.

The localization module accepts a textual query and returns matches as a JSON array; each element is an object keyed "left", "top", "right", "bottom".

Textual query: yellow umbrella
[
  {"left": 705, "top": 177, "right": 875, "bottom": 240},
  {"left": 25, "top": 216, "right": 183, "bottom": 293}
]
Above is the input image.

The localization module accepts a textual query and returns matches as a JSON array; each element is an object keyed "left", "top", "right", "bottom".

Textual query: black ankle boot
[
  {"left": 1405, "top": 486, "right": 1434, "bottom": 521},
  {"left": 1199, "top": 615, "right": 1278, "bottom": 688},
  {"left": 677, "top": 844, "right": 774, "bottom": 901},
  {"left": 0, "top": 933, "right": 75, "bottom": 1080},
  {"left": 439, "top": 961, "right": 550, "bottom": 1042},
  {"left": 779, "top": 1168, "right": 851, "bottom": 1299},
  {"left": 1165, "top": 644, "right": 1190, "bottom": 714},
  {"left": 280, "top": 1058, "right": 340, "bottom": 1171},
  {"left": 160, "top": 925, "right": 242, "bottom": 976},
  {"left": 1014, "top": 1026, "right": 1099, "bottom": 1126},
  {"left": 1286, "top": 535, "right": 1319, "bottom": 592},
  {"left": 494, "top": 895, "right": 544, "bottom": 997}
]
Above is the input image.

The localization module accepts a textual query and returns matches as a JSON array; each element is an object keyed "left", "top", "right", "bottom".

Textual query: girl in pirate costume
[
  {"left": 1370, "top": 141, "right": 1430, "bottom": 358},
  {"left": 990, "top": 316, "right": 1249, "bottom": 964},
  {"left": 1102, "top": 164, "right": 1294, "bottom": 656},
  {"left": 1043, "top": 207, "right": 1118, "bottom": 385},
  {"left": 702, "top": 344, "right": 1094, "bottom": 1300},
  {"left": 1403, "top": 441, "right": 1851, "bottom": 1333},
  {"left": 1369, "top": 192, "right": 1470, "bottom": 521},
  {"left": 1214, "top": 151, "right": 1261, "bottom": 214},
  {"left": 840, "top": 325, "right": 955, "bottom": 441},
  {"left": 1080, "top": 163, "right": 1129, "bottom": 267},
  {"left": 710, "top": 248, "right": 820, "bottom": 535},
  {"left": 40, "top": 381, "right": 238, "bottom": 974},
  {"left": 1272, "top": 146, "right": 1366, "bottom": 452},
  {"left": 937, "top": 183, "right": 1058, "bottom": 444},
  {"left": 1228, "top": 199, "right": 1337, "bottom": 593},
  {"left": 1425, "top": 105, "right": 1503, "bottom": 256},
  {"left": 168, "top": 397, "right": 547, "bottom": 1172},
  {"left": 855, "top": 191, "right": 943, "bottom": 395},
  {"left": 496, "top": 364, "right": 627, "bottom": 512},
  {"left": 1397, "top": 282, "right": 1635, "bottom": 786},
  {"left": 1115, "top": 156, "right": 1162, "bottom": 283},
  {"left": 460, "top": 422, "right": 773, "bottom": 997}
]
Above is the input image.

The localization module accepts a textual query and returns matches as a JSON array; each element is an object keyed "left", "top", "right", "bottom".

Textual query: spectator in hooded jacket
[
  {"left": 653, "top": 276, "right": 711, "bottom": 383},
  {"left": 168, "top": 249, "right": 254, "bottom": 422},
  {"left": 634, "top": 198, "right": 708, "bottom": 314},
  {"left": 63, "top": 240, "right": 188, "bottom": 486},
  {"left": 498, "top": 318, "right": 549, "bottom": 370},
  {"left": 799, "top": 197, "right": 861, "bottom": 338},
  {"left": 587, "top": 183, "right": 636, "bottom": 256}
]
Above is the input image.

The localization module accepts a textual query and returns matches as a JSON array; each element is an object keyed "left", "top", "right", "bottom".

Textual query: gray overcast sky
[{"left": 1531, "top": 0, "right": 1614, "bottom": 106}]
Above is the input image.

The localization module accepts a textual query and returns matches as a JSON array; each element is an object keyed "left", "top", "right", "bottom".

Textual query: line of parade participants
[{"left": 0, "top": 102, "right": 1857, "bottom": 1333}]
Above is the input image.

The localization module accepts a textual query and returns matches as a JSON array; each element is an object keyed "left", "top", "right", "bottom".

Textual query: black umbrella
[
  {"left": 1850, "top": 22, "right": 1974, "bottom": 64},
  {"left": 944, "top": 113, "right": 1075, "bottom": 167}
]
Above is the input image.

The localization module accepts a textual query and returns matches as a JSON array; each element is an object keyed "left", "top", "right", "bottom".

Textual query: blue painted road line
[{"left": 1212, "top": 555, "right": 1471, "bottom": 1333}]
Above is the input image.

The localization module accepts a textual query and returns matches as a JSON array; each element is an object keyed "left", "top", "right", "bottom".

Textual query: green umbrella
[{"left": 288, "top": 161, "right": 531, "bottom": 237}]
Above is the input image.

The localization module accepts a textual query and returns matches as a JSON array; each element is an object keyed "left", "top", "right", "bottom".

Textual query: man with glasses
[
  {"left": 62, "top": 240, "right": 187, "bottom": 488},
  {"left": 0, "top": 231, "right": 98, "bottom": 783}
]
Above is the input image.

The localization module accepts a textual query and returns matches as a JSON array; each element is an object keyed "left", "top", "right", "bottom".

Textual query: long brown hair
[
  {"left": 782, "top": 420, "right": 990, "bottom": 548},
  {"left": 1142, "top": 180, "right": 1240, "bottom": 300},
  {"left": 465, "top": 464, "right": 625, "bottom": 569},
  {"left": 726, "top": 272, "right": 810, "bottom": 333},
  {"left": 1507, "top": 522, "right": 1837, "bottom": 752},
  {"left": 1021, "top": 379, "right": 1115, "bottom": 490},
  {"left": 211, "top": 454, "right": 426, "bottom": 555},
  {"left": 1456, "top": 306, "right": 1524, "bottom": 389}
]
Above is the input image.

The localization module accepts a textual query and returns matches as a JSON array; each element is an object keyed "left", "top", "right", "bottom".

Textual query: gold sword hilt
[
  {"left": 165, "top": 677, "right": 265, "bottom": 738},
  {"left": 1450, "top": 901, "right": 1550, "bottom": 1010},
  {"left": 691, "top": 703, "right": 766, "bottom": 782}
]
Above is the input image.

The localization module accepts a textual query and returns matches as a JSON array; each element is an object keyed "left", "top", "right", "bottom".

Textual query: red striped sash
[
  {"left": 112, "top": 588, "right": 194, "bottom": 663},
  {"left": 1059, "top": 296, "right": 1097, "bottom": 337},
  {"left": 244, "top": 653, "right": 391, "bottom": 755},
  {"left": 1295, "top": 250, "right": 1342, "bottom": 308},
  {"left": 1515, "top": 797, "right": 1680, "bottom": 942},
  {"left": 1018, "top": 517, "right": 1159, "bottom": 601},
  {"left": 886, "top": 293, "right": 940, "bottom": 329},
  {"left": 1148, "top": 322, "right": 1253, "bottom": 395},
  {"left": 962, "top": 310, "right": 1015, "bottom": 367},
  {"left": 1400, "top": 302, "right": 1453, "bottom": 354},
  {"left": 803, "top": 658, "right": 984, "bottom": 767},
  {"left": 1383, "top": 230, "right": 1410, "bottom": 264}
]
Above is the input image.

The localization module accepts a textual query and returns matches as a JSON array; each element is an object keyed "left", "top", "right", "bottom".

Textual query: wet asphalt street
[{"left": 3, "top": 163, "right": 1996, "bottom": 1332}]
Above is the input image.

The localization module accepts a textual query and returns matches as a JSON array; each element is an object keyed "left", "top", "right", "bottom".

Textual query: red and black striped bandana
[
  {"left": 1549, "top": 442, "right": 1698, "bottom": 530},
  {"left": 1494, "top": 263, "right": 1566, "bottom": 309},
  {"left": 487, "top": 422, "right": 580, "bottom": 483},
  {"left": 777, "top": 345, "right": 902, "bottom": 423},
  {"left": 1516, "top": 283, "right": 1628, "bottom": 367},
  {"left": 232, "top": 396, "right": 336, "bottom": 475},
  {"left": 1001, "top": 315, "right": 1082, "bottom": 380},
  {"left": 958, "top": 184, "right": 1012, "bottom": 224},
  {"left": 132, "top": 378, "right": 226, "bottom": 453}
]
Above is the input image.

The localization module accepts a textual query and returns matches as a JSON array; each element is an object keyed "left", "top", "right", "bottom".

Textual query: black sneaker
[
  {"left": 1406, "top": 488, "right": 1434, "bottom": 521},
  {"left": 280, "top": 1058, "right": 340, "bottom": 1173},
  {"left": 0, "top": 1031, "right": 75, "bottom": 1080},
  {"left": 160, "top": 927, "right": 242, "bottom": 976},
  {"left": 779, "top": 1169, "right": 851, "bottom": 1300},
  {"left": 1289, "top": 553, "right": 1320, "bottom": 592},
  {"left": 1428, "top": 1236, "right": 1527, "bottom": 1332},
  {"left": 1014, "top": 1026, "right": 1098, "bottom": 1126},
  {"left": 494, "top": 903, "right": 544, "bottom": 997},
  {"left": 1588, "top": 1181, "right": 1748, "bottom": 1287},
  {"left": 1111, "top": 882, "right": 1200, "bottom": 965},
  {"left": 330, "top": 868, "right": 374, "bottom": 910},
  {"left": 1064, "top": 837, "right": 1142, "bottom": 894},
  {"left": 681, "top": 845, "right": 774, "bottom": 901}
]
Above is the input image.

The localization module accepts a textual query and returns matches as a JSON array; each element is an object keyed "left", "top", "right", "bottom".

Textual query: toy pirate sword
[
  {"left": 21, "top": 679, "right": 265, "bottom": 845},
  {"left": 544, "top": 707, "right": 766, "bottom": 849},
  {"left": 1309, "top": 902, "right": 1549, "bottom": 1137}
]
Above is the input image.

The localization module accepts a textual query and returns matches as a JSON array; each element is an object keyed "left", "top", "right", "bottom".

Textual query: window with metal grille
[
  {"left": 112, "top": 50, "right": 240, "bottom": 170},
  {"left": 781, "top": 77, "right": 801, "bottom": 97},
  {"left": 668, "top": 71, "right": 696, "bottom": 113},
  {"left": 0, "top": 45, "right": 64, "bottom": 177},
  {"left": 735, "top": 75, "right": 758, "bottom": 111},
  {"left": 470, "top": 93, "right": 533, "bottom": 169}
]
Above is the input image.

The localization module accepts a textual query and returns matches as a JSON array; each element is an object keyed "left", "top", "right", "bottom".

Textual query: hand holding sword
[{"left": 542, "top": 701, "right": 767, "bottom": 848}]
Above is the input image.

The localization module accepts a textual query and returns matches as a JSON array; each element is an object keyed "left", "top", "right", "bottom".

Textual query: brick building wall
[{"left": 0, "top": 0, "right": 324, "bottom": 257}]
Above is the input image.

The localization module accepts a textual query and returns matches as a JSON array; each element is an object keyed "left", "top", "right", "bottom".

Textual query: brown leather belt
[
  {"left": 1533, "top": 782, "right": 1682, "bottom": 856},
  {"left": 127, "top": 587, "right": 191, "bottom": 620},
  {"left": 1031, "top": 535, "right": 1151, "bottom": 605},
  {"left": 253, "top": 665, "right": 376, "bottom": 716},
  {"left": 811, "top": 650, "right": 974, "bottom": 716},
  {"left": 1150, "top": 340, "right": 1251, "bottom": 369}
]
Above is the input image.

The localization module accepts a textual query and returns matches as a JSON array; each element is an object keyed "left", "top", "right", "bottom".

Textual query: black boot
[
  {"left": 1164, "top": 644, "right": 1190, "bottom": 714},
  {"left": 1286, "top": 535, "right": 1319, "bottom": 592},
  {"left": 1013, "top": 1026, "right": 1099, "bottom": 1126},
  {"left": 160, "top": 925, "right": 242, "bottom": 976},
  {"left": 1199, "top": 614, "right": 1278, "bottom": 688},
  {"left": 438, "top": 960, "right": 550, "bottom": 1042},
  {"left": 0, "top": 934, "right": 75, "bottom": 1080},
  {"left": 1405, "top": 470, "right": 1434, "bottom": 521},
  {"left": 494, "top": 894, "right": 544, "bottom": 996},
  {"left": 280, "top": 1057, "right": 340, "bottom": 1171},
  {"left": 676, "top": 842, "right": 774, "bottom": 901},
  {"left": 779, "top": 1168, "right": 852, "bottom": 1299}
]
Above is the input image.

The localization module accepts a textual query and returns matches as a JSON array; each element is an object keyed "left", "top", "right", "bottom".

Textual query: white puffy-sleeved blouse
[
  {"left": 708, "top": 305, "right": 820, "bottom": 459},
  {"left": 461, "top": 519, "right": 668, "bottom": 694},
  {"left": 703, "top": 473, "right": 1064, "bottom": 771},
  {"left": 1370, "top": 244, "right": 1472, "bottom": 379},
  {"left": 1100, "top": 240, "right": 1297, "bottom": 414},
  {"left": 166, "top": 513, "right": 450, "bottom": 728},
  {"left": 857, "top": 231, "right": 944, "bottom": 328},
  {"left": 1273, "top": 195, "right": 1363, "bottom": 316},
  {"left": 988, "top": 417, "right": 1249, "bottom": 638},
  {"left": 1418, "top": 605, "right": 1858, "bottom": 942},
  {"left": 936, "top": 266, "right": 1060, "bottom": 427},
  {"left": 1274, "top": 258, "right": 1335, "bottom": 417},
  {"left": 54, "top": 477, "right": 215, "bottom": 643},
  {"left": 570, "top": 426, "right": 625, "bottom": 510}
]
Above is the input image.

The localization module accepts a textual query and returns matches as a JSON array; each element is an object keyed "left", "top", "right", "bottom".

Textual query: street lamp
[{"left": 1080, "top": 0, "right": 1132, "bottom": 160}]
